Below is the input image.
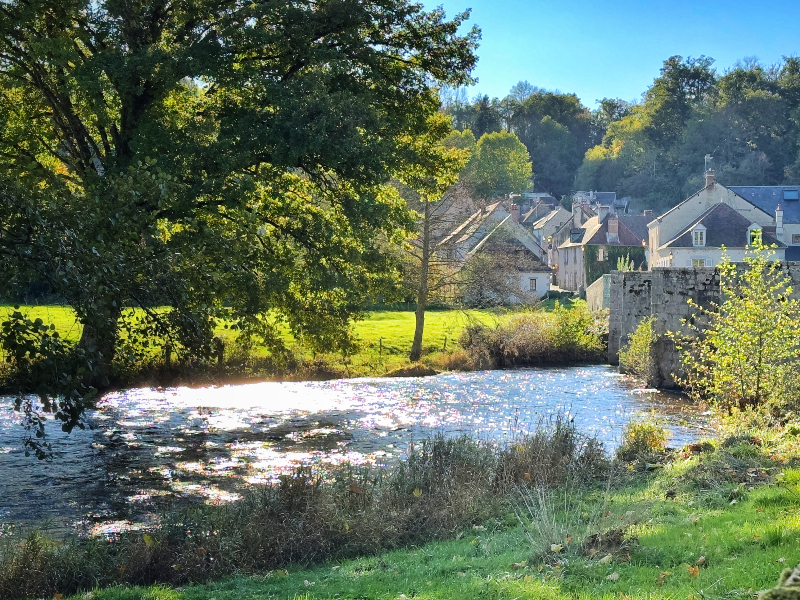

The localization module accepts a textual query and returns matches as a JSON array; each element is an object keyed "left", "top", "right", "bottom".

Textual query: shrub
[
  {"left": 619, "top": 316, "right": 657, "bottom": 385},
  {"left": 677, "top": 245, "right": 800, "bottom": 415},
  {"left": 458, "top": 302, "right": 605, "bottom": 368},
  {"left": 615, "top": 418, "right": 670, "bottom": 462}
]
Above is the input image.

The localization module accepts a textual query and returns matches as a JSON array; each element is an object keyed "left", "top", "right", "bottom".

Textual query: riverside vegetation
[
  {"left": 4, "top": 413, "right": 800, "bottom": 600},
  {"left": 0, "top": 299, "right": 600, "bottom": 389}
]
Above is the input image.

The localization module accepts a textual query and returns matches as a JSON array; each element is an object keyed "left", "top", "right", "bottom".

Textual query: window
[
  {"left": 564, "top": 249, "right": 569, "bottom": 265},
  {"left": 748, "top": 225, "right": 762, "bottom": 246},
  {"left": 692, "top": 227, "right": 706, "bottom": 247},
  {"left": 598, "top": 247, "right": 605, "bottom": 261},
  {"left": 784, "top": 190, "right": 799, "bottom": 201},
  {"left": 793, "top": 234, "right": 800, "bottom": 244},
  {"left": 692, "top": 258, "right": 709, "bottom": 267},
  {"left": 529, "top": 278, "right": 537, "bottom": 291}
]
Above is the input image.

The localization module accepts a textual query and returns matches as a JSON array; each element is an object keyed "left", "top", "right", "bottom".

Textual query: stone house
[
  {"left": 557, "top": 209, "right": 649, "bottom": 293},
  {"left": 648, "top": 171, "right": 795, "bottom": 268},
  {"left": 436, "top": 199, "right": 550, "bottom": 303}
]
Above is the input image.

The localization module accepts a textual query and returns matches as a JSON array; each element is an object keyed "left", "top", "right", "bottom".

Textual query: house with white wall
[{"left": 648, "top": 171, "right": 791, "bottom": 268}]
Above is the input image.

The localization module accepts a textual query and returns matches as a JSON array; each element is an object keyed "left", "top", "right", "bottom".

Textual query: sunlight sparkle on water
[{"left": 0, "top": 365, "right": 707, "bottom": 537}]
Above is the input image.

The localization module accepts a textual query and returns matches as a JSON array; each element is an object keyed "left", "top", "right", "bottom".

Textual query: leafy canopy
[
  {"left": 471, "top": 131, "right": 532, "bottom": 198},
  {"left": 0, "top": 0, "right": 478, "bottom": 454}
]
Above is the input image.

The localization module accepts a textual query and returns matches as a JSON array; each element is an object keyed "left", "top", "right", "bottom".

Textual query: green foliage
[
  {"left": 616, "top": 253, "right": 635, "bottom": 272},
  {"left": 615, "top": 418, "right": 670, "bottom": 461},
  {"left": 583, "top": 245, "right": 646, "bottom": 288},
  {"left": 471, "top": 131, "right": 532, "bottom": 198},
  {"left": 458, "top": 302, "right": 604, "bottom": 368},
  {"left": 577, "top": 56, "right": 800, "bottom": 208},
  {"left": 442, "top": 86, "right": 598, "bottom": 198},
  {"left": 0, "top": 309, "right": 98, "bottom": 458},
  {"left": 677, "top": 246, "right": 800, "bottom": 414},
  {"left": 0, "top": 0, "right": 479, "bottom": 446},
  {"left": 619, "top": 316, "right": 657, "bottom": 385}
]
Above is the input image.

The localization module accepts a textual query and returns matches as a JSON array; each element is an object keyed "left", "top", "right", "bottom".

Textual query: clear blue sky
[{"left": 423, "top": 0, "right": 800, "bottom": 108}]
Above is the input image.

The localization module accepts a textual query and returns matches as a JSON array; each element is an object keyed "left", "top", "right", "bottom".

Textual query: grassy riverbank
[
  {"left": 0, "top": 300, "right": 593, "bottom": 385},
  {"left": 77, "top": 466, "right": 800, "bottom": 600},
  {"left": 3, "top": 417, "right": 800, "bottom": 600}
]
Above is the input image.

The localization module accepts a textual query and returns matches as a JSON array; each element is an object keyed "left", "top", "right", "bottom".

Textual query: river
[{"left": 0, "top": 365, "right": 707, "bottom": 538}]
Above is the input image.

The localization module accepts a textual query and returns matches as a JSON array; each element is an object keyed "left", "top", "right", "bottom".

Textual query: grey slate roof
[
  {"left": 619, "top": 215, "right": 649, "bottom": 241},
  {"left": 574, "top": 191, "right": 616, "bottom": 204},
  {"left": 583, "top": 215, "right": 649, "bottom": 247},
  {"left": 438, "top": 201, "right": 503, "bottom": 247},
  {"left": 662, "top": 202, "right": 784, "bottom": 249},
  {"left": 729, "top": 186, "right": 800, "bottom": 224}
]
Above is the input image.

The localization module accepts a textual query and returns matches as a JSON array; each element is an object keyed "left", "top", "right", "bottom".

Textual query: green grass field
[
  {"left": 66, "top": 465, "right": 800, "bottom": 600},
  {"left": 0, "top": 304, "right": 554, "bottom": 378}
]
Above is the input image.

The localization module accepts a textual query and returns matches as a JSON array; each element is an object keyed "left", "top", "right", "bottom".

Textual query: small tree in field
[{"left": 678, "top": 245, "right": 800, "bottom": 413}]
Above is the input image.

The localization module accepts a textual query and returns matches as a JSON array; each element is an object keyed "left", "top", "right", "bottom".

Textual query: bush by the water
[
  {"left": 619, "top": 316, "right": 657, "bottom": 385},
  {"left": 0, "top": 417, "right": 607, "bottom": 600},
  {"left": 458, "top": 302, "right": 605, "bottom": 368},
  {"left": 615, "top": 418, "right": 670, "bottom": 462},
  {"left": 677, "top": 246, "right": 800, "bottom": 415}
]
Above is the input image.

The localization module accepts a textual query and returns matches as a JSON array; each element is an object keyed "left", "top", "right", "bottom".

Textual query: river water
[{"left": 0, "top": 365, "right": 707, "bottom": 538}]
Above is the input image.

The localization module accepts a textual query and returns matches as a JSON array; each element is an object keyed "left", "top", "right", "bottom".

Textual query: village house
[
  {"left": 435, "top": 199, "right": 550, "bottom": 303},
  {"left": 557, "top": 208, "right": 649, "bottom": 293},
  {"left": 647, "top": 171, "right": 795, "bottom": 268},
  {"left": 530, "top": 206, "right": 571, "bottom": 261}
]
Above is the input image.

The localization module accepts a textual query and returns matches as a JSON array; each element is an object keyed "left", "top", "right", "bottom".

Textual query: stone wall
[
  {"left": 585, "top": 274, "right": 611, "bottom": 312},
  {"left": 609, "top": 263, "right": 800, "bottom": 388}
]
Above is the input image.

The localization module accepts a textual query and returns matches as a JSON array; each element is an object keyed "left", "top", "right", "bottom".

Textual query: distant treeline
[{"left": 442, "top": 56, "right": 800, "bottom": 208}]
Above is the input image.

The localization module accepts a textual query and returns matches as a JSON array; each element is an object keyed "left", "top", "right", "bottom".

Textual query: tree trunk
[
  {"left": 78, "top": 306, "right": 121, "bottom": 388},
  {"left": 410, "top": 198, "right": 430, "bottom": 362}
]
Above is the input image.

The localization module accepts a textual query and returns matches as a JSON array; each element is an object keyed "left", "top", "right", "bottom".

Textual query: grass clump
[
  {"left": 0, "top": 418, "right": 606, "bottom": 600},
  {"left": 458, "top": 301, "right": 605, "bottom": 369}
]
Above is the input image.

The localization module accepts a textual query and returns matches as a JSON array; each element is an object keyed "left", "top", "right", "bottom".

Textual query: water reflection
[{"left": 0, "top": 365, "right": 707, "bottom": 537}]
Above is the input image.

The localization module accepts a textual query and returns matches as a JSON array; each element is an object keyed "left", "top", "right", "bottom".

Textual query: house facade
[
  {"left": 436, "top": 198, "right": 550, "bottom": 304},
  {"left": 648, "top": 171, "right": 793, "bottom": 268},
  {"left": 555, "top": 202, "right": 648, "bottom": 293}
]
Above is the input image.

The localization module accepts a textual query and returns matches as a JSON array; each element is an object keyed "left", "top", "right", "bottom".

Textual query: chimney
[
  {"left": 705, "top": 169, "right": 716, "bottom": 188},
  {"left": 598, "top": 205, "right": 610, "bottom": 222},
  {"left": 643, "top": 209, "right": 653, "bottom": 220},
  {"left": 608, "top": 213, "right": 619, "bottom": 236},
  {"left": 776, "top": 203, "right": 784, "bottom": 242},
  {"left": 510, "top": 203, "right": 520, "bottom": 223}
]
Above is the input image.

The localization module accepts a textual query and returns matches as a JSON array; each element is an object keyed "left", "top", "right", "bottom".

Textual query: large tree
[{"left": 0, "top": 0, "right": 478, "bottom": 454}]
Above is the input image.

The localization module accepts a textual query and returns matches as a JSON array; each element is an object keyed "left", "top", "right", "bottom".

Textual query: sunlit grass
[
  {"left": 70, "top": 467, "right": 800, "bottom": 600},
  {"left": 0, "top": 304, "right": 544, "bottom": 378}
]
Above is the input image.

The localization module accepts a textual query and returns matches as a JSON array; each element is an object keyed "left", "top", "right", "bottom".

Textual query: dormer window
[
  {"left": 784, "top": 190, "right": 799, "bottom": 201},
  {"left": 748, "top": 224, "right": 762, "bottom": 246},
  {"left": 692, "top": 225, "right": 706, "bottom": 247}
]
